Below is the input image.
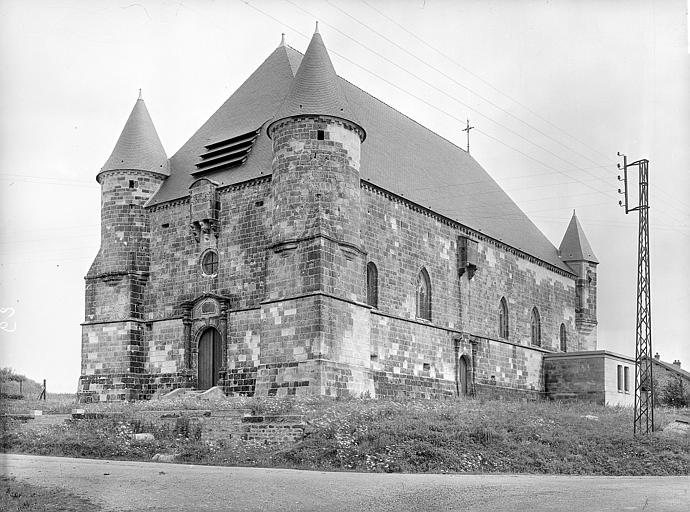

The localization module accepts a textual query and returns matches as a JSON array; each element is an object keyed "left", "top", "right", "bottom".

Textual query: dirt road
[{"left": 2, "top": 454, "right": 688, "bottom": 511}]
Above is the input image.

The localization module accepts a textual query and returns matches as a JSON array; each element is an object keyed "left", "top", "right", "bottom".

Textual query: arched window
[
  {"left": 416, "top": 268, "right": 431, "bottom": 321},
  {"left": 498, "top": 297, "right": 509, "bottom": 339},
  {"left": 560, "top": 323, "right": 567, "bottom": 352},
  {"left": 530, "top": 307, "right": 541, "bottom": 347},
  {"left": 366, "top": 262, "right": 378, "bottom": 308}
]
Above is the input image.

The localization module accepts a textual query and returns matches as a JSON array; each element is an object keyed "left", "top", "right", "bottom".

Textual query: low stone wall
[
  {"left": 69, "top": 408, "right": 305, "bottom": 445},
  {"left": 474, "top": 383, "right": 542, "bottom": 401},
  {"left": 239, "top": 415, "right": 304, "bottom": 444}
]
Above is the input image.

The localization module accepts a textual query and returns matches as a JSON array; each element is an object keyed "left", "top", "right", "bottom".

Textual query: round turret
[{"left": 268, "top": 28, "right": 365, "bottom": 249}]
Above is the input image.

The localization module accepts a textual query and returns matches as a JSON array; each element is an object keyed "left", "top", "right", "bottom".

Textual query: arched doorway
[
  {"left": 458, "top": 355, "right": 470, "bottom": 396},
  {"left": 198, "top": 327, "right": 222, "bottom": 390}
]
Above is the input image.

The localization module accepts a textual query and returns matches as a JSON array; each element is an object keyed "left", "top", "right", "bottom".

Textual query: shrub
[{"left": 659, "top": 376, "right": 689, "bottom": 408}]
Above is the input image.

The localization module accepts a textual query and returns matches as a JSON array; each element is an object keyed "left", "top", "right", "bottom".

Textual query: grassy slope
[{"left": 2, "top": 396, "right": 688, "bottom": 475}]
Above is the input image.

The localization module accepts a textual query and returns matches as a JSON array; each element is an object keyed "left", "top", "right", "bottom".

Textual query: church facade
[{"left": 78, "top": 30, "right": 599, "bottom": 402}]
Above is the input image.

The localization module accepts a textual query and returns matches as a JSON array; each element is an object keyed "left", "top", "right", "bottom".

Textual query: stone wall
[
  {"left": 70, "top": 409, "right": 304, "bottom": 445},
  {"left": 88, "top": 171, "right": 165, "bottom": 278},
  {"left": 360, "top": 184, "right": 580, "bottom": 397},
  {"left": 146, "top": 179, "right": 272, "bottom": 319},
  {"left": 83, "top": 137, "right": 594, "bottom": 400}
]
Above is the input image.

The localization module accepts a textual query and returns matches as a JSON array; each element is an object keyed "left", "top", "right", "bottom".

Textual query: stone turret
[
  {"left": 559, "top": 210, "right": 598, "bottom": 350},
  {"left": 267, "top": 25, "right": 365, "bottom": 251},
  {"left": 257, "top": 28, "right": 372, "bottom": 397},
  {"left": 266, "top": 26, "right": 366, "bottom": 300},
  {"left": 91, "top": 93, "right": 169, "bottom": 279},
  {"left": 79, "top": 93, "right": 168, "bottom": 401}
]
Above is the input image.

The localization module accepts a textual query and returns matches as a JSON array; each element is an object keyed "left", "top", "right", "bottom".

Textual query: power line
[
  {"left": 241, "top": 1, "right": 620, "bottom": 202},
  {"left": 325, "top": 0, "right": 615, "bottom": 173},
  {"left": 207, "top": 2, "right": 690, "bottom": 231},
  {"left": 284, "top": 0, "right": 618, "bottom": 196},
  {"left": 320, "top": 0, "right": 690, "bottom": 222},
  {"left": 358, "top": 0, "right": 619, "bottom": 166}
]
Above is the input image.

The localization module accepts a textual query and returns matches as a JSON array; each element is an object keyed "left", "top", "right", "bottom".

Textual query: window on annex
[
  {"left": 530, "top": 307, "right": 541, "bottom": 347},
  {"left": 560, "top": 323, "right": 567, "bottom": 352},
  {"left": 366, "top": 262, "right": 378, "bottom": 308},
  {"left": 201, "top": 250, "right": 219, "bottom": 276},
  {"left": 624, "top": 366, "right": 630, "bottom": 393},
  {"left": 617, "top": 365, "right": 624, "bottom": 392},
  {"left": 416, "top": 268, "right": 431, "bottom": 321},
  {"left": 498, "top": 297, "right": 509, "bottom": 339}
]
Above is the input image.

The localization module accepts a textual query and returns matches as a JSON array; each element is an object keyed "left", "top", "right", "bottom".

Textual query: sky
[{"left": 0, "top": 0, "right": 688, "bottom": 393}]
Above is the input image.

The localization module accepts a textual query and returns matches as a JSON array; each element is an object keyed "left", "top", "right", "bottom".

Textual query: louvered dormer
[{"left": 193, "top": 129, "right": 259, "bottom": 175}]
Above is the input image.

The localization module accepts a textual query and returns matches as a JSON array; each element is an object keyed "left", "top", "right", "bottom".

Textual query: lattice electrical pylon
[{"left": 617, "top": 153, "right": 653, "bottom": 434}]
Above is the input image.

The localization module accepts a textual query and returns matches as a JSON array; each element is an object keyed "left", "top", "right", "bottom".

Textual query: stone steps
[{"left": 160, "top": 386, "right": 226, "bottom": 400}]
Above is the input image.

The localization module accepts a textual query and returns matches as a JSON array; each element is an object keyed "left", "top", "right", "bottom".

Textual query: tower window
[
  {"left": 498, "top": 297, "right": 508, "bottom": 339},
  {"left": 530, "top": 307, "right": 541, "bottom": 347},
  {"left": 201, "top": 250, "right": 219, "bottom": 276},
  {"left": 317, "top": 130, "right": 325, "bottom": 140},
  {"left": 416, "top": 268, "right": 431, "bottom": 321},
  {"left": 129, "top": 180, "right": 136, "bottom": 189},
  {"left": 560, "top": 323, "right": 567, "bottom": 352},
  {"left": 366, "top": 262, "right": 378, "bottom": 308}
]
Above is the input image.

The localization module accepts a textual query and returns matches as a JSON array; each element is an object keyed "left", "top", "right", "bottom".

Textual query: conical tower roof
[
  {"left": 99, "top": 94, "right": 169, "bottom": 180},
  {"left": 559, "top": 211, "right": 598, "bottom": 263},
  {"left": 268, "top": 26, "right": 364, "bottom": 139}
]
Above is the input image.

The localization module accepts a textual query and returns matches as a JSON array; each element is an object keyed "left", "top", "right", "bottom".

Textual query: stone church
[{"left": 78, "top": 29, "right": 599, "bottom": 402}]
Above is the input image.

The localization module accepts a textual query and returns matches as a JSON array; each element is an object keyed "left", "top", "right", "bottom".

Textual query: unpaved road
[{"left": 1, "top": 454, "right": 688, "bottom": 511}]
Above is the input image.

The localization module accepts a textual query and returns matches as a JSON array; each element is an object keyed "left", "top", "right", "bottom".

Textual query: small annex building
[
  {"left": 78, "top": 29, "right": 601, "bottom": 402},
  {"left": 543, "top": 351, "right": 635, "bottom": 406}
]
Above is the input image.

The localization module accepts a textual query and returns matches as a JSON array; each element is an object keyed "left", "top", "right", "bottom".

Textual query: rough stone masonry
[{"left": 78, "top": 28, "right": 598, "bottom": 402}]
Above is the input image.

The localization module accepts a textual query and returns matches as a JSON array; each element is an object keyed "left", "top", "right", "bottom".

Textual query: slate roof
[
  {"left": 147, "top": 37, "right": 574, "bottom": 273},
  {"left": 100, "top": 96, "right": 169, "bottom": 179},
  {"left": 559, "top": 211, "right": 598, "bottom": 263},
  {"left": 269, "top": 29, "right": 363, "bottom": 138}
]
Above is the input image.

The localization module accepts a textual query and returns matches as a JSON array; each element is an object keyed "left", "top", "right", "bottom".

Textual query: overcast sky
[{"left": 1, "top": 0, "right": 688, "bottom": 393}]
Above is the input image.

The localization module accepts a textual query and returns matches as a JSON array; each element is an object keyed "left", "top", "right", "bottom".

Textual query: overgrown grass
[
  {"left": 2, "top": 395, "right": 78, "bottom": 415},
  {"left": 3, "top": 397, "right": 689, "bottom": 475},
  {"left": 0, "top": 476, "right": 101, "bottom": 512}
]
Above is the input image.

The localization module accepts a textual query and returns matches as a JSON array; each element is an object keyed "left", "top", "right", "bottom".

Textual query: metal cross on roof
[{"left": 462, "top": 119, "right": 475, "bottom": 154}]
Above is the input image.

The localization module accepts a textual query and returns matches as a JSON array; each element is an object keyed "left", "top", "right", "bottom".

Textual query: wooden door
[{"left": 198, "top": 328, "right": 221, "bottom": 390}]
